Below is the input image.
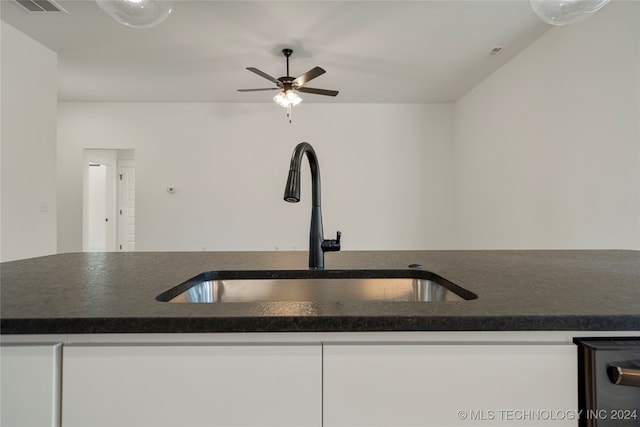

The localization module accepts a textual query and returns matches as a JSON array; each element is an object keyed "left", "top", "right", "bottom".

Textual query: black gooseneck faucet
[{"left": 284, "top": 142, "right": 341, "bottom": 269}]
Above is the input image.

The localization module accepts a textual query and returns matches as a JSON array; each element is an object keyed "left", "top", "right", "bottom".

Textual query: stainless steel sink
[{"left": 156, "top": 270, "right": 476, "bottom": 303}]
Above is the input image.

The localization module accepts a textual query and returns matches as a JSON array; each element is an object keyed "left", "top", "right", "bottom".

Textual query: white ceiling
[{"left": 0, "top": 0, "right": 551, "bottom": 103}]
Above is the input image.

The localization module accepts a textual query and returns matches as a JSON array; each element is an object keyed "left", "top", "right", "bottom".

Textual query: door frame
[{"left": 117, "top": 159, "right": 135, "bottom": 251}]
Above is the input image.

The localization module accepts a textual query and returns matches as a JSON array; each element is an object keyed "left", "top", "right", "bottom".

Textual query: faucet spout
[
  {"left": 284, "top": 142, "right": 321, "bottom": 206},
  {"left": 284, "top": 142, "right": 340, "bottom": 269}
]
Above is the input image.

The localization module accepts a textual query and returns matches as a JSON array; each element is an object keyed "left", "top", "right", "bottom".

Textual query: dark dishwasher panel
[{"left": 575, "top": 338, "right": 640, "bottom": 427}]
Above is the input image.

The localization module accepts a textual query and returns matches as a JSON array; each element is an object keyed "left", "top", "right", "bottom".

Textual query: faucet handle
[{"left": 322, "top": 231, "right": 341, "bottom": 252}]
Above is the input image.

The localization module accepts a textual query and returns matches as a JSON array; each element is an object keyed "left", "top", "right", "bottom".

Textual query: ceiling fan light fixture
[{"left": 273, "top": 90, "right": 302, "bottom": 108}]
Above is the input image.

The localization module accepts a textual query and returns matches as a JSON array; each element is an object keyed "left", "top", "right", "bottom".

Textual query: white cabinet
[
  {"left": 62, "top": 344, "right": 321, "bottom": 427},
  {"left": 0, "top": 343, "right": 61, "bottom": 427},
  {"left": 2, "top": 332, "right": 588, "bottom": 427},
  {"left": 323, "top": 343, "right": 577, "bottom": 427}
]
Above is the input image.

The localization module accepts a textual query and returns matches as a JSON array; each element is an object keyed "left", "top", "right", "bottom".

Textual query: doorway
[{"left": 83, "top": 149, "right": 135, "bottom": 252}]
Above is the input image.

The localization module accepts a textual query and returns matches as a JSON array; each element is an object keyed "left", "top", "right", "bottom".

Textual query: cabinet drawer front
[
  {"left": 324, "top": 344, "right": 577, "bottom": 427},
  {"left": 63, "top": 344, "right": 321, "bottom": 427}
]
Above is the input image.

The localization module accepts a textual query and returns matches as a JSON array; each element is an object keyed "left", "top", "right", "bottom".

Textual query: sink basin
[{"left": 156, "top": 270, "right": 476, "bottom": 303}]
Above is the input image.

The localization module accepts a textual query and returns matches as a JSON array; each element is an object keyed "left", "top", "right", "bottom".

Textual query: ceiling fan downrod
[{"left": 282, "top": 48, "right": 293, "bottom": 77}]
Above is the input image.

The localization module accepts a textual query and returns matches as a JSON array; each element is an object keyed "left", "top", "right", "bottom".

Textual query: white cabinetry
[
  {"left": 62, "top": 344, "right": 321, "bottom": 427},
  {"left": 0, "top": 343, "right": 61, "bottom": 427},
  {"left": 323, "top": 343, "right": 577, "bottom": 427},
  {"left": 2, "top": 332, "right": 592, "bottom": 427}
]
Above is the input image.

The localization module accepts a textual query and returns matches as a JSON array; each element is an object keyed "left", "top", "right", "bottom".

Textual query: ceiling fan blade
[
  {"left": 293, "top": 67, "right": 326, "bottom": 87},
  {"left": 246, "top": 67, "right": 279, "bottom": 84},
  {"left": 297, "top": 87, "right": 339, "bottom": 97},
  {"left": 237, "top": 88, "right": 280, "bottom": 92}
]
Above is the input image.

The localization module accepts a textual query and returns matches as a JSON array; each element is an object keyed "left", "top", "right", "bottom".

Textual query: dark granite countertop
[{"left": 1, "top": 250, "right": 639, "bottom": 334}]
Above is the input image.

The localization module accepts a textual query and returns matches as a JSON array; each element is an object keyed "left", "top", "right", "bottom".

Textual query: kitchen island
[
  {"left": 1, "top": 250, "right": 639, "bottom": 333},
  {"left": 1, "top": 250, "right": 639, "bottom": 427}
]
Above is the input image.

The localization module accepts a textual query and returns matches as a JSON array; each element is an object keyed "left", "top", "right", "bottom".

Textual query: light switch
[{"left": 167, "top": 187, "right": 176, "bottom": 194}]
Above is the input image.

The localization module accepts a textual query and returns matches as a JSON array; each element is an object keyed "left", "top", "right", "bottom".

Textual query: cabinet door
[
  {"left": 1, "top": 344, "right": 61, "bottom": 427},
  {"left": 62, "top": 344, "right": 321, "bottom": 427},
  {"left": 324, "top": 344, "right": 577, "bottom": 427}
]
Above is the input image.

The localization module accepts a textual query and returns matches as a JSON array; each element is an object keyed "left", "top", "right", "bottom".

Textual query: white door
[
  {"left": 83, "top": 150, "right": 117, "bottom": 252},
  {"left": 87, "top": 163, "right": 108, "bottom": 251},
  {"left": 117, "top": 160, "right": 135, "bottom": 251},
  {"left": 323, "top": 343, "right": 577, "bottom": 427},
  {"left": 63, "top": 344, "right": 322, "bottom": 427},
  {"left": 0, "top": 344, "right": 62, "bottom": 427}
]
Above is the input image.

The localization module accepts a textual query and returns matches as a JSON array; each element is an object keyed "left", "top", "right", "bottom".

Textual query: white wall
[
  {"left": 0, "top": 22, "right": 57, "bottom": 262},
  {"left": 8, "top": 1, "right": 638, "bottom": 259},
  {"left": 57, "top": 103, "right": 455, "bottom": 252},
  {"left": 453, "top": 1, "right": 640, "bottom": 249}
]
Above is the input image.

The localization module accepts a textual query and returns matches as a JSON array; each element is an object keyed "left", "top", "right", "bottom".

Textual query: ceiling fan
[{"left": 238, "top": 48, "right": 338, "bottom": 121}]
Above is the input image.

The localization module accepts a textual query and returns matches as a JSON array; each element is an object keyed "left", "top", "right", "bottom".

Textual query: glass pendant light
[
  {"left": 96, "top": 0, "right": 174, "bottom": 28},
  {"left": 529, "top": 0, "right": 610, "bottom": 26}
]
